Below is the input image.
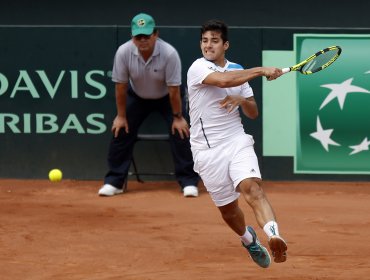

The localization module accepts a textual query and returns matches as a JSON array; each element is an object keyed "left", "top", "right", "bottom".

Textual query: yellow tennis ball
[{"left": 49, "top": 169, "right": 63, "bottom": 182}]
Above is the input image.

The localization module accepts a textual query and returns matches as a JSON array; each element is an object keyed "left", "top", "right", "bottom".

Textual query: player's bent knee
[
  {"left": 238, "top": 178, "right": 258, "bottom": 193},
  {"left": 239, "top": 179, "right": 265, "bottom": 200}
]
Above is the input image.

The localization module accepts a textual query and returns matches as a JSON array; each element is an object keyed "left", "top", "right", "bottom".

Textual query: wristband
[{"left": 172, "top": 112, "right": 182, "bottom": 119}]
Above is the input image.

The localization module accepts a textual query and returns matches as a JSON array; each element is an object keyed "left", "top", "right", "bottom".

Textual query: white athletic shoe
[
  {"left": 98, "top": 184, "right": 124, "bottom": 196},
  {"left": 183, "top": 185, "right": 198, "bottom": 197}
]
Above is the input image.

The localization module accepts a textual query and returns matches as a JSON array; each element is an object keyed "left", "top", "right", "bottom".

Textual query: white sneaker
[
  {"left": 183, "top": 185, "right": 198, "bottom": 197},
  {"left": 98, "top": 184, "right": 124, "bottom": 196}
]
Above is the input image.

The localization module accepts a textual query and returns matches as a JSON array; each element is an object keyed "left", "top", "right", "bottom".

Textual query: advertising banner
[
  {"left": 295, "top": 34, "right": 370, "bottom": 174},
  {"left": 0, "top": 27, "right": 117, "bottom": 179}
]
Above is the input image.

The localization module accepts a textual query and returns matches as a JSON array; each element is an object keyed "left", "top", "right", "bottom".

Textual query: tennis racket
[{"left": 282, "top": 45, "right": 342, "bottom": 75}]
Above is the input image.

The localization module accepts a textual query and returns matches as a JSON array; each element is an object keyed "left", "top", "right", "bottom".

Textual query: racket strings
[{"left": 301, "top": 49, "right": 339, "bottom": 73}]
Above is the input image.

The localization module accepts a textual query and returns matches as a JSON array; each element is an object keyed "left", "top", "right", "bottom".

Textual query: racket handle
[{"left": 282, "top": 67, "right": 291, "bottom": 74}]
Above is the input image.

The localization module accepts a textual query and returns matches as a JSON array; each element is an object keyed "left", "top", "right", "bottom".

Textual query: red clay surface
[{"left": 1, "top": 179, "right": 369, "bottom": 280}]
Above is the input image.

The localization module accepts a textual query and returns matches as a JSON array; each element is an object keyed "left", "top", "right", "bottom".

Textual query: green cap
[{"left": 131, "top": 13, "right": 156, "bottom": 36}]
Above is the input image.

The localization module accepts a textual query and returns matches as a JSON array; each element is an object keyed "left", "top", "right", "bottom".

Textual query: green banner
[
  {"left": 296, "top": 34, "right": 370, "bottom": 174},
  {"left": 0, "top": 26, "right": 117, "bottom": 179}
]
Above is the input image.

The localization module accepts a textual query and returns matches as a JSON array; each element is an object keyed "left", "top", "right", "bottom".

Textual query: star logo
[
  {"left": 311, "top": 73, "right": 370, "bottom": 156},
  {"left": 310, "top": 117, "right": 340, "bottom": 151},
  {"left": 320, "top": 78, "right": 370, "bottom": 110},
  {"left": 295, "top": 36, "right": 370, "bottom": 174},
  {"left": 349, "top": 137, "right": 370, "bottom": 155}
]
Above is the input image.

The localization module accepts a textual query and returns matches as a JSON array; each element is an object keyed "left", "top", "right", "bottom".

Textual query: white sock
[
  {"left": 240, "top": 227, "right": 253, "bottom": 245},
  {"left": 263, "top": 221, "right": 280, "bottom": 237}
]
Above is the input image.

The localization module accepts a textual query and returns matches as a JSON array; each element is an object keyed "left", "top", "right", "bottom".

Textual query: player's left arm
[
  {"left": 239, "top": 96, "right": 258, "bottom": 119},
  {"left": 219, "top": 95, "right": 258, "bottom": 119}
]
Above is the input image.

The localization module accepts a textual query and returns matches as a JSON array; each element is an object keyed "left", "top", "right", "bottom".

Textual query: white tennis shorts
[{"left": 192, "top": 133, "right": 261, "bottom": 207}]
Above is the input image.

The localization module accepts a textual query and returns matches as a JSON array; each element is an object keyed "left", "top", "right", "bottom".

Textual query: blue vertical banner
[{"left": 295, "top": 35, "right": 370, "bottom": 174}]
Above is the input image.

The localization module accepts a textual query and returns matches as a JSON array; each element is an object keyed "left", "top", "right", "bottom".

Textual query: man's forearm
[
  {"left": 168, "top": 86, "right": 182, "bottom": 117},
  {"left": 115, "top": 83, "right": 128, "bottom": 117}
]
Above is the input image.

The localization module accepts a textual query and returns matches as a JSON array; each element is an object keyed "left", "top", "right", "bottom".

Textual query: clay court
[{"left": 1, "top": 179, "right": 369, "bottom": 280}]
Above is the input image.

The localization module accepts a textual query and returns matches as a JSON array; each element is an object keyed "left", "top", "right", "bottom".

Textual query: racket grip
[{"left": 282, "top": 67, "right": 291, "bottom": 74}]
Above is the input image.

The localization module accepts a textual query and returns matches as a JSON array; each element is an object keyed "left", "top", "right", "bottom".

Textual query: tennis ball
[{"left": 49, "top": 169, "right": 63, "bottom": 182}]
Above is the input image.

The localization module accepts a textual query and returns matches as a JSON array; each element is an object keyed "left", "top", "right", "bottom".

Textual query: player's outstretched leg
[{"left": 242, "top": 226, "right": 271, "bottom": 268}]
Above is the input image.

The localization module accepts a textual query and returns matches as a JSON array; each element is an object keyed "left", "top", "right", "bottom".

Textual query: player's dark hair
[{"left": 200, "top": 19, "right": 228, "bottom": 42}]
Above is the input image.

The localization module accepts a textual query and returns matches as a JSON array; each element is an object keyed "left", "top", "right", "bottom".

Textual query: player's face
[
  {"left": 132, "top": 32, "right": 158, "bottom": 54},
  {"left": 200, "top": 31, "right": 229, "bottom": 66}
]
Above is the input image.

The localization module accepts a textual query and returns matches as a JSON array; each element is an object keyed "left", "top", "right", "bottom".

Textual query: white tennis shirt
[
  {"left": 187, "top": 57, "right": 254, "bottom": 150},
  {"left": 112, "top": 38, "right": 181, "bottom": 99}
]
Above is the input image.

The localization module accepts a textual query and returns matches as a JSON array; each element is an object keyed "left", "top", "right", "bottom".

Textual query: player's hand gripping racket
[{"left": 282, "top": 45, "right": 342, "bottom": 75}]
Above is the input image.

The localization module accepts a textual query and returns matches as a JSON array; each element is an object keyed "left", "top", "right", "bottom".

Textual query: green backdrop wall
[{"left": 1, "top": 26, "right": 370, "bottom": 181}]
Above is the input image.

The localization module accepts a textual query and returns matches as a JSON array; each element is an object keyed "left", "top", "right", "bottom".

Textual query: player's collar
[{"left": 205, "top": 58, "right": 229, "bottom": 70}]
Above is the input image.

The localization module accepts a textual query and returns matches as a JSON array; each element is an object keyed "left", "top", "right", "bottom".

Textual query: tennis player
[{"left": 187, "top": 19, "right": 287, "bottom": 268}]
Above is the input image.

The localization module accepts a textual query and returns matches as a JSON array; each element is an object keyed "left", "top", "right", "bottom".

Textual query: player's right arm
[
  {"left": 203, "top": 67, "right": 282, "bottom": 88},
  {"left": 112, "top": 82, "right": 129, "bottom": 137}
]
